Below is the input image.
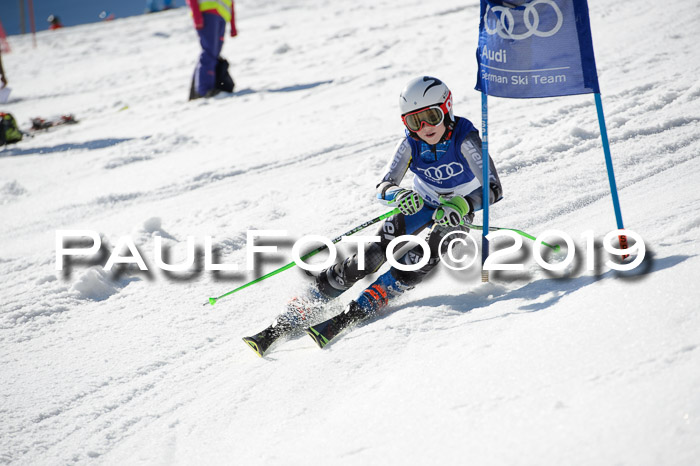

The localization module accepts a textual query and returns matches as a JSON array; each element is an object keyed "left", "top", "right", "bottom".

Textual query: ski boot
[
  {"left": 306, "top": 269, "right": 412, "bottom": 349},
  {"left": 243, "top": 286, "right": 330, "bottom": 357}
]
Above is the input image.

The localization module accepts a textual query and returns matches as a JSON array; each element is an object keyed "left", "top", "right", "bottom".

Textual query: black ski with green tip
[
  {"left": 243, "top": 318, "right": 298, "bottom": 357},
  {"left": 242, "top": 326, "right": 282, "bottom": 357},
  {"left": 305, "top": 301, "right": 368, "bottom": 349}
]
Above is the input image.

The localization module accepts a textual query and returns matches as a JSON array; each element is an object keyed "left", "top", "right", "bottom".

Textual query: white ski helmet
[{"left": 399, "top": 76, "right": 454, "bottom": 135}]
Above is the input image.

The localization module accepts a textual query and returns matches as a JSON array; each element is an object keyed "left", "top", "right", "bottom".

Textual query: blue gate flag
[{"left": 475, "top": 0, "right": 600, "bottom": 98}]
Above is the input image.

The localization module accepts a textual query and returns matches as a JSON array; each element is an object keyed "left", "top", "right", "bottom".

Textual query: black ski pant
[{"left": 316, "top": 208, "right": 471, "bottom": 298}]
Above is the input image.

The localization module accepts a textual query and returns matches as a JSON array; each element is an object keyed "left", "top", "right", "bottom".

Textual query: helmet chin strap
[{"left": 438, "top": 117, "right": 455, "bottom": 144}]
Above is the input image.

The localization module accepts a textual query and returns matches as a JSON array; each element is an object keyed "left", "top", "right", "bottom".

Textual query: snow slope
[{"left": 1, "top": 0, "right": 699, "bottom": 464}]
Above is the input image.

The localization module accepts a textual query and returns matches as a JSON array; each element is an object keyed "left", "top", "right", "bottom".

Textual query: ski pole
[
  {"left": 435, "top": 195, "right": 559, "bottom": 251},
  {"left": 466, "top": 224, "right": 561, "bottom": 252},
  {"left": 205, "top": 208, "right": 400, "bottom": 306}
]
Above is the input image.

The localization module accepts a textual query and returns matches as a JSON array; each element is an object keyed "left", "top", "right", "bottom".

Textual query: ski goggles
[{"left": 401, "top": 94, "right": 451, "bottom": 132}]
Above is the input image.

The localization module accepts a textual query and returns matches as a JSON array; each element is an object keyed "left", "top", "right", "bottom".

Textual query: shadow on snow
[
  {"left": 1, "top": 138, "right": 132, "bottom": 157},
  {"left": 232, "top": 80, "right": 334, "bottom": 97},
  {"left": 398, "top": 252, "right": 692, "bottom": 317}
]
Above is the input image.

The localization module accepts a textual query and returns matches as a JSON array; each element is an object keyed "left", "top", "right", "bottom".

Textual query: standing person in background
[
  {"left": 187, "top": 0, "right": 237, "bottom": 99},
  {"left": 0, "top": 48, "right": 7, "bottom": 88},
  {"left": 145, "top": 0, "right": 160, "bottom": 13},
  {"left": 47, "top": 15, "right": 63, "bottom": 30},
  {"left": 0, "top": 48, "right": 9, "bottom": 104}
]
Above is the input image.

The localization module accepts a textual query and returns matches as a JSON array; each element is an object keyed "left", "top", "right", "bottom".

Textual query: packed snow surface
[{"left": 1, "top": 0, "right": 699, "bottom": 464}]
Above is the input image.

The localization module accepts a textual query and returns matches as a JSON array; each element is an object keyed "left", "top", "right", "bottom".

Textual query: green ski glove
[
  {"left": 393, "top": 189, "right": 424, "bottom": 216},
  {"left": 433, "top": 195, "right": 471, "bottom": 227}
]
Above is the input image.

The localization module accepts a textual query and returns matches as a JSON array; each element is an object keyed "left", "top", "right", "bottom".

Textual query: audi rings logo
[
  {"left": 417, "top": 162, "right": 464, "bottom": 182},
  {"left": 485, "top": 0, "right": 563, "bottom": 41}
]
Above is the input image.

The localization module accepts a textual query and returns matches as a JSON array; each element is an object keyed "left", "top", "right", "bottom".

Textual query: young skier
[{"left": 243, "top": 76, "right": 503, "bottom": 356}]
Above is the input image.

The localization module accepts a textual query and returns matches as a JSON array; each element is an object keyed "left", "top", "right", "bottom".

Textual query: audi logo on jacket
[{"left": 378, "top": 116, "right": 503, "bottom": 211}]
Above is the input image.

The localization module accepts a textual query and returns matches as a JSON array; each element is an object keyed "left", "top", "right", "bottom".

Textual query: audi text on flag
[{"left": 475, "top": 0, "right": 600, "bottom": 99}]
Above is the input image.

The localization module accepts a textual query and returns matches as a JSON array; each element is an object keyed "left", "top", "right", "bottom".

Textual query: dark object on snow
[
  {"left": 0, "top": 112, "right": 22, "bottom": 145},
  {"left": 189, "top": 57, "right": 235, "bottom": 101},
  {"left": 30, "top": 114, "right": 78, "bottom": 131}
]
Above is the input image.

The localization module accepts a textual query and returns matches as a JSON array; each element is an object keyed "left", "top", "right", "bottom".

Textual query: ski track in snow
[{"left": 1, "top": 0, "right": 700, "bottom": 464}]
